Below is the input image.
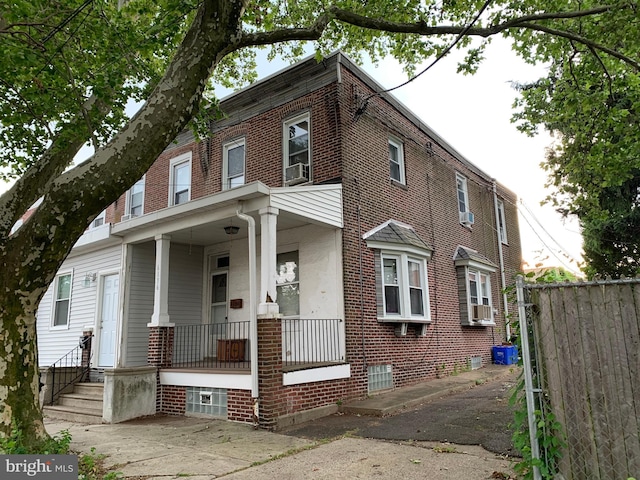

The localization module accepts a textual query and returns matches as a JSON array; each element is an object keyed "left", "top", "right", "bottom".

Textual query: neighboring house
[{"left": 36, "top": 52, "right": 522, "bottom": 427}]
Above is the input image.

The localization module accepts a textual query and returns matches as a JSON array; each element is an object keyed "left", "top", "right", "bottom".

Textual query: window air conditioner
[
  {"left": 472, "top": 304, "right": 492, "bottom": 321},
  {"left": 285, "top": 163, "right": 309, "bottom": 185},
  {"left": 460, "top": 211, "right": 475, "bottom": 226}
]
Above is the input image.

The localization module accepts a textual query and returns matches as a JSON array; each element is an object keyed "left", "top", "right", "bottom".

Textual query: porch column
[
  {"left": 258, "top": 207, "right": 279, "bottom": 316},
  {"left": 149, "top": 234, "right": 173, "bottom": 326}
]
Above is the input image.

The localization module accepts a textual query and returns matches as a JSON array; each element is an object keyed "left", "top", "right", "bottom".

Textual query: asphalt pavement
[{"left": 44, "top": 364, "right": 521, "bottom": 479}]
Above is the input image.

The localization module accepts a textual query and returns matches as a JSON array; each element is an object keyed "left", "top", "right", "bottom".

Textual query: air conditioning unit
[
  {"left": 472, "top": 304, "right": 492, "bottom": 321},
  {"left": 460, "top": 211, "right": 475, "bottom": 226},
  {"left": 285, "top": 163, "right": 309, "bottom": 185}
]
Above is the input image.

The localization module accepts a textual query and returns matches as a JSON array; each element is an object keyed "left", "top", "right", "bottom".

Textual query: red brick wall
[{"left": 161, "top": 385, "right": 186, "bottom": 416}]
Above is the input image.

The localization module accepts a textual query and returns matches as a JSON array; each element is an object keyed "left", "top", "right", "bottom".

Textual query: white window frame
[
  {"left": 125, "top": 176, "right": 145, "bottom": 218},
  {"left": 51, "top": 271, "right": 73, "bottom": 329},
  {"left": 380, "top": 251, "right": 430, "bottom": 322},
  {"left": 90, "top": 209, "right": 106, "bottom": 229},
  {"left": 389, "top": 137, "right": 405, "bottom": 184},
  {"left": 222, "top": 138, "right": 246, "bottom": 190},
  {"left": 169, "top": 153, "right": 192, "bottom": 206},
  {"left": 497, "top": 199, "right": 508, "bottom": 244},
  {"left": 275, "top": 250, "right": 300, "bottom": 318},
  {"left": 283, "top": 113, "right": 311, "bottom": 173},
  {"left": 456, "top": 173, "right": 469, "bottom": 214},
  {"left": 466, "top": 267, "right": 493, "bottom": 323}
]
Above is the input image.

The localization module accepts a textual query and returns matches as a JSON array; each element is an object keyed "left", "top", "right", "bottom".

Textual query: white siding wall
[
  {"left": 168, "top": 243, "right": 204, "bottom": 326},
  {"left": 37, "top": 244, "right": 122, "bottom": 367}
]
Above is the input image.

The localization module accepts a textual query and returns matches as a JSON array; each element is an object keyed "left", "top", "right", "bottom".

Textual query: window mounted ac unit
[
  {"left": 285, "top": 163, "right": 309, "bottom": 185},
  {"left": 460, "top": 211, "right": 475, "bottom": 226},
  {"left": 472, "top": 304, "right": 492, "bottom": 321}
]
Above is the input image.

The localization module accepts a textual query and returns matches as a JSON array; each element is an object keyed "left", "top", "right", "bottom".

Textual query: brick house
[{"left": 37, "top": 52, "right": 521, "bottom": 428}]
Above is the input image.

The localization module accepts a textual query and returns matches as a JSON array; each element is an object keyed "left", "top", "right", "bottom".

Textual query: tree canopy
[{"left": 1, "top": 0, "right": 639, "bottom": 449}]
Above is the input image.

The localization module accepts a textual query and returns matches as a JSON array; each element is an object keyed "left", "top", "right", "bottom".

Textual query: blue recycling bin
[{"left": 492, "top": 345, "right": 518, "bottom": 365}]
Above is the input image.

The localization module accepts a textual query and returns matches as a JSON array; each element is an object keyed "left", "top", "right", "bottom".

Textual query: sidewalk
[{"left": 44, "top": 364, "right": 518, "bottom": 479}]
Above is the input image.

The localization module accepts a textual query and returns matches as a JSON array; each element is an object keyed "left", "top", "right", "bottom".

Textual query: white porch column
[
  {"left": 258, "top": 207, "right": 279, "bottom": 315},
  {"left": 149, "top": 234, "right": 173, "bottom": 326}
]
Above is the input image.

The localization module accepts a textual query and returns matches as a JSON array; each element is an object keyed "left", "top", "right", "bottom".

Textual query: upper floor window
[
  {"left": 90, "top": 210, "right": 106, "bottom": 229},
  {"left": 276, "top": 250, "right": 299, "bottom": 317},
  {"left": 126, "top": 177, "right": 145, "bottom": 218},
  {"left": 497, "top": 199, "right": 508, "bottom": 244},
  {"left": 456, "top": 173, "right": 474, "bottom": 226},
  {"left": 223, "top": 138, "right": 245, "bottom": 190},
  {"left": 52, "top": 272, "right": 72, "bottom": 327},
  {"left": 389, "top": 138, "right": 405, "bottom": 184},
  {"left": 283, "top": 113, "right": 310, "bottom": 185},
  {"left": 169, "top": 153, "right": 191, "bottom": 206}
]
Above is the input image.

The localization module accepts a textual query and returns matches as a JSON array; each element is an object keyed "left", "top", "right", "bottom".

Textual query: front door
[
  {"left": 98, "top": 274, "right": 119, "bottom": 367},
  {"left": 210, "top": 272, "right": 227, "bottom": 358}
]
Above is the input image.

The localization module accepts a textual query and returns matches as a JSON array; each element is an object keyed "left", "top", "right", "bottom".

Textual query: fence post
[{"left": 516, "top": 275, "right": 542, "bottom": 480}]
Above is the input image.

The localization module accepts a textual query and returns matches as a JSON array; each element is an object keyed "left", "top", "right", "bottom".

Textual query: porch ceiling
[{"left": 111, "top": 182, "right": 342, "bottom": 246}]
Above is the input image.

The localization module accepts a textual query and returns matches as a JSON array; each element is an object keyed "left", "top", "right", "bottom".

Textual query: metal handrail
[{"left": 46, "top": 335, "right": 92, "bottom": 405}]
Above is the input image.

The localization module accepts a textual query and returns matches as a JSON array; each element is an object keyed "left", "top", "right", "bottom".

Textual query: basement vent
[
  {"left": 470, "top": 356, "right": 483, "bottom": 370},
  {"left": 368, "top": 364, "right": 393, "bottom": 393}
]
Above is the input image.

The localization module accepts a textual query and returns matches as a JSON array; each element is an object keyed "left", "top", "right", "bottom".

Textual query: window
[
  {"left": 53, "top": 273, "right": 72, "bottom": 327},
  {"left": 283, "top": 114, "right": 310, "bottom": 184},
  {"left": 497, "top": 199, "right": 508, "bottom": 244},
  {"left": 169, "top": 154, "right": 191, "bottom": 205},
  {"left": 126, "top": 177, "right": 145, "bottom": 217},
  {"left": 456, "top": 174, "right": 469, "bottom": 214},
  {"left": 389, "top": 138, "right": 405, "bottom": 184},
  {"left": 381, "top": 253, "right": 429, "bottom": 320},
  {"left": 276, "top": 251, "right": 299, "bottom": 316},
  {"left": 453, "top": 246, "right": 496, "bottom": 325},
  {"left": 90, "top": 210, "right": 106, "bottom": 229},
  {"left": 223, "top": 138, "right": 245, "bottom": 190}
]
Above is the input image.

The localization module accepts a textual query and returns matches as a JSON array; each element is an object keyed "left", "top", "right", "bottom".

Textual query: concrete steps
[{"left": 43, "top": 382, "right": 104, "bottom": 424}]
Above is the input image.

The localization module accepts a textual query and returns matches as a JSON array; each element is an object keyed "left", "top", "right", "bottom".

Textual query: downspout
[
  {"left": 492, "top": 179, "right": 511, "bottom": 341},
  {"left": 236, "top": 207, "right": 259, "bottom": 414}
]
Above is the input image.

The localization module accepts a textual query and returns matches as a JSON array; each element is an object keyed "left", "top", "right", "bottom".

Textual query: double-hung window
[
  {"left": 276, "top": 250, "right": 299, "bottom": 317},
  {"left": 169, "top": 153, "right": 191, "bottom": 206},
  {"left": 223, "top": 138, "right": 245, "bottom": 190},
  {"left": 497, "top": 199, "right": 508, "bottom": 244},
  {"left": 389, "top": 138, "right": 405, "bottom": 184},
  {"left": 90, "top": 210, "right": 106, "bottom": 229},
  {"left": 456, "top": 173, "right": 474, "bottom": 226},
  {"left": 381, "top": 253, "right": 428, "bottom": 320},
  {"left": 126, "top": 177, "right": 145, "bottom": 218},
  {"left": 454, "top": 246, "right": 496, "bottom": 325},
  {"left": 52, "top": 272, "right": 72, "bottom": 327},
  {"left": 283, "top": 114, "right": 310, "bottom": 185}
]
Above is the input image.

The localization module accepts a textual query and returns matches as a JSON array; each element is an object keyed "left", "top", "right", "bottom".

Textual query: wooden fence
[{"left": 528, "top": 279, "right": 640, "bottom": 479}]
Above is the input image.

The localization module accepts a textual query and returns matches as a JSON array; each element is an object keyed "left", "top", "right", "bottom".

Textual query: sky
[{"left": 1, "top": 39, "right": 584, "bottom": 274}]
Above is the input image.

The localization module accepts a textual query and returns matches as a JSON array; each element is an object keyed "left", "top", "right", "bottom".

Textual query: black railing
[
  {"left": 282, "top": 318, "right": 344, "bottom": 368},
  {"left": 173, "top": 322, "right": 251, "bottom": 369},
  {"left": 46, "top": 335, "right": 92, "bottom": 405}
]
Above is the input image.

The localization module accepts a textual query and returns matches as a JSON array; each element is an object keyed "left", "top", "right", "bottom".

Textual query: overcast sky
[{"left": 2, "top": 39, "right": 583, "bottom": 274}]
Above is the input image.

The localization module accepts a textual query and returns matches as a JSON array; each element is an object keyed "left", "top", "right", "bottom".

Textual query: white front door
[
  {"left": 98, "top": 274, "right": 119, "bottom": 367},
  {"left": 209, "top": 272, "right": 227, "bottom": 358}
]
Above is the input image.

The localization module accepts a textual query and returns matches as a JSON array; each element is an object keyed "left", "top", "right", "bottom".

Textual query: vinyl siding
[{"left": 37, "top": 244, "right": 122, "bottom": 367}]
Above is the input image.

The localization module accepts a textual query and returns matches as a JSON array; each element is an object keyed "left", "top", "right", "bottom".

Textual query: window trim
[
  {"left": 90, "top": 210, "right": 106, "bottom": 229},
  {"left": 283, "top": 112, "right": 311, "bottom": 184},
  {"left": 276, "top": 249, "right": 300, "bottom": 318},
  {"left": 466, "top": 267, "right": 493, "bottom": 322},
  {"left": 51, "top": 271, "right": 73, "bottom": 329},
  {"left": 456, "top": 173, "right": 470, "bottom": 213},
  {"left": 389, "top": 137, "right": 406, "bottom": 184},
  {"left": 497, "top": 199, "right": 508, "bottom": 244},
  {"left": 169, "top": 153, "right": 192, "bottom": 206},
  {"left": 222, "top": 137, "right": 246, "bottom": 191},
  {"left": 379, "top": 250, "right": 430, "bottom": 323},
  {"left": 125, "top": 176, "right": 145, "bottom": 218}
]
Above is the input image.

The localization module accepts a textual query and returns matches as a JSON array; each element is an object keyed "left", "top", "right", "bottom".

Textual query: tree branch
[
  {"left": 236, "top": 13, "right": 330, "bottom": 48},
  {"left": 329, "top": 5, "right": 640, "bottom": 71}
]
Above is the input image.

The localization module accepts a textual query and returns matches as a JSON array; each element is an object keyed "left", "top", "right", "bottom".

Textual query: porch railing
[
  {"left": 173, "top": 322, "right": 251, "bottom": 369},
  {"left": 282, "top": 318, "right": 344, "bottom": 369},
  {"left": 46, "top": 335, "right": 92, "bottom": 405}
]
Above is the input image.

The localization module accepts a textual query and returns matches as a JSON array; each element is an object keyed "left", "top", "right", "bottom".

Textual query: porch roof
[{"left": 111, "top": 182, "right": 343, "bottom": 245}]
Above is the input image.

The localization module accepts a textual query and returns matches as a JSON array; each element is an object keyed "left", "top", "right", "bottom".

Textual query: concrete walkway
[{"left": 44, "top": 364, "right": 519, "bottom": 479}]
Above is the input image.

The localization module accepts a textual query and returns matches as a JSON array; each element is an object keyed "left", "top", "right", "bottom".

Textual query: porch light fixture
[
  {"left": 224, "top": 225, "right": 240, "bottom": 235},
  {"left": 83, "top": 272, "right": 96, "bottom": 287}
]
